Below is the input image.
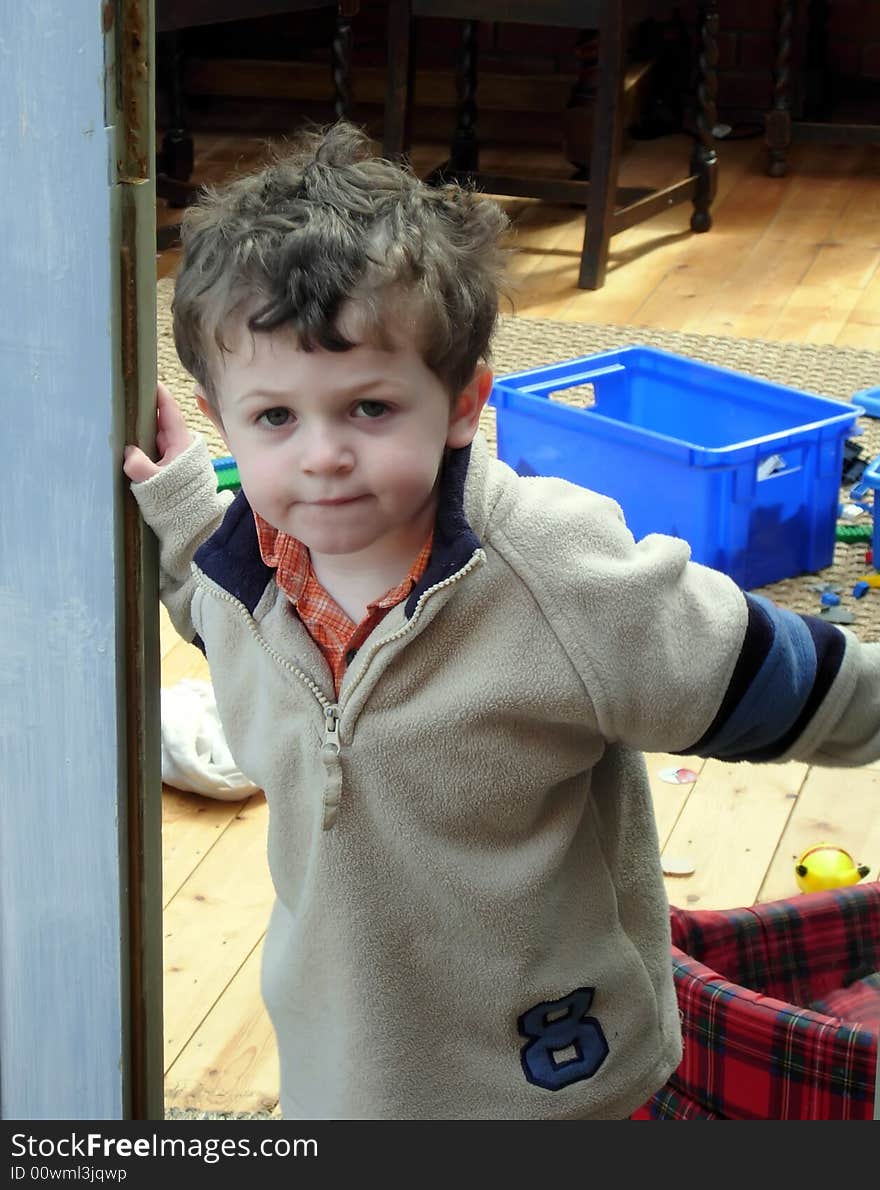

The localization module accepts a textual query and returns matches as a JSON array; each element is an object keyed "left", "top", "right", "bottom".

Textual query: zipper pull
[
  {"left": 323, "top": 704, "right": 341, "bottom": 754},
  {"left": 321, "top": 705, "right": 342, "bottom": 830}
]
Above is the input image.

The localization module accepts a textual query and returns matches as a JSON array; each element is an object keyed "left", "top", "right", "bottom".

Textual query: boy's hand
[{"left": 123, "top": 382, "right": 195, "bottom": 482}]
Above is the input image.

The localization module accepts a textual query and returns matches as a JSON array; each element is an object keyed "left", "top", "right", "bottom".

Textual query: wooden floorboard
[{"left": 155, "top": 129, "right": 880, "bottom": 1113}]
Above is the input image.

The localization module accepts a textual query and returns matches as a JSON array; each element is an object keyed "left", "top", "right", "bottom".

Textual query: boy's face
[{"left": 198, "top": 316, "right": 491, "bottom": 566}]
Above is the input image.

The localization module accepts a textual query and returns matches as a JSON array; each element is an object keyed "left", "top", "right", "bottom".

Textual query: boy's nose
[{"left": 299, "top": 427, "right": 354, "bottom": 475}]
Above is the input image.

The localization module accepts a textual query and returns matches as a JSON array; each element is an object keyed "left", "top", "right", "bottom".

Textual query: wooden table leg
[
  {"left": 766, "top": 0, "right": 794, "bottom": 177},
  {"left": 332, "top": 7, "right": 355, "bottom": 120},
  {"left": 450, "top": 19, "right": 480, "bottom": 173},
  {"left": 578, "top": 2, "right": 626, "bottom": 290},
  {"left": 691, "top": 0, "right": 718, "bottom": 232},
  {"left": 383, "top": 0, "right": 414, "bottom": 159}
]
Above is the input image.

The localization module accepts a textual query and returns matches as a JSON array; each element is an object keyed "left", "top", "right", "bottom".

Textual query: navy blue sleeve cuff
[{"left": 681, "top": 593, "right": 845, "bottom": 762}]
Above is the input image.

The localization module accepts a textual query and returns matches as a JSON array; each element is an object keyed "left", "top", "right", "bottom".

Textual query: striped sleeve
[{"left": 682, "top": 593, "right": 847, "bottom": 762}]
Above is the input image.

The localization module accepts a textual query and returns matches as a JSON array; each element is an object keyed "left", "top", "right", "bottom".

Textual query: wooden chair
[
  {"left": 383, "top": 1, "right": 720, "bottom": 290},
  {"left": 156, "top": 2, "right": 359, "bottom": 250}
]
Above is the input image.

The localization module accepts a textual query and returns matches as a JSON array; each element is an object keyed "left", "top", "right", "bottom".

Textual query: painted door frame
[{"left": 0, "top": 0, "right": 163, "bottom": 1118}]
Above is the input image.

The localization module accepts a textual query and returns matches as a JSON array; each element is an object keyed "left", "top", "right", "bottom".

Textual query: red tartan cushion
[
  {"left": 633, "top": 884, "right": 880, "bottom": 1120},
  {"left": 809, "top": 972, "right": 880, "bottom": 1031}
]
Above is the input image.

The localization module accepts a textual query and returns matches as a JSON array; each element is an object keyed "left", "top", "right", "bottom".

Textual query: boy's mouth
[{"left": 309, "top": 495, "right": 368, "bottom": 507}]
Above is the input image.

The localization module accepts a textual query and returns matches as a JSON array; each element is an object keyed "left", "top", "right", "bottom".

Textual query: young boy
[{"left": 126, "top": 122, "right": 880, "bottom": 1120}]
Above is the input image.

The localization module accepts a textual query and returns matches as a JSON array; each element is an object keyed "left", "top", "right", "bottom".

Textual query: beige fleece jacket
[{"left": 131, "top": 430, "right": 880, "bottom": 1119}]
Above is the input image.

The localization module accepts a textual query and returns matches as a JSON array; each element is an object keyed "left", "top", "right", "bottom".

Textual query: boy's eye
[
  {"left": 260, "top": 408, "right": 291, "bottom": 427},
  {"left": 355, "top": 400, "right": 388, "bottom": 419}
]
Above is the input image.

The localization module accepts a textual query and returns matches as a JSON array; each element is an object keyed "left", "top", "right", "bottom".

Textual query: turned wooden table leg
[
  {"left": 331, "top": 7, "right": 355, "bottom": 121},
  {"left": 563, "top": 30, "right": 600, "bottom": 180},
  {"left": 691, "top": 0, "right": 718, "bottom": 232},
  {"left": 450, "top": 19, "right": 480, "bottom": 173},
  {"left": 766, "top": 0, "right": 794, "bottom": 177}
]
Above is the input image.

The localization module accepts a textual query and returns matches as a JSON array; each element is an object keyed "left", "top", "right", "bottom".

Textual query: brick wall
[
  {"left": 178, "top": 1, "right": 880, "bottom": 132},
  {"left": 681, "top": 0, "right": 880, "bottom": 124},
  {"left": 349, "top": 1, "right": 580, "bottom": 76},
  {"left": 351, "top": 1, "right": 880, "bottom": 124}
]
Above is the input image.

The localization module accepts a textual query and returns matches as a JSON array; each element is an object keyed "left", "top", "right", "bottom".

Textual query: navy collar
[
  {"left": 405, "top": 443, "right": 480, "bottom": 615},
  {"left": 194, "top": 490, "right": 275, "bottom": 615}
]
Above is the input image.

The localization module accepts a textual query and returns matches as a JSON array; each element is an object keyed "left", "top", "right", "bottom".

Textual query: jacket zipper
[
  {"left": 323, "top": 704, "right": 341, "bottom": 753},
  {"left": 195, "top": 547, "right": 485, "bottom": 823},
  {"left": 193, "top": 575, "right": 336, "bottom": 714},
  {"left": 337, "top": 549, "right": 485, "bottom": 712},
  {"left": 197, "top": 548, "right": 485, "bottom": 719}
]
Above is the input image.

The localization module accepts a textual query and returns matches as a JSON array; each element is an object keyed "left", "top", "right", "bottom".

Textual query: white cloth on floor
[{"left": 161, "top": 678, "right": 260, "bottom": 800}]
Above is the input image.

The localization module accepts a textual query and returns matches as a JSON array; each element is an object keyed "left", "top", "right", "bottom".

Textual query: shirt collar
[{"left": 253, "top": 512, "right": 433, "bottom": 614}]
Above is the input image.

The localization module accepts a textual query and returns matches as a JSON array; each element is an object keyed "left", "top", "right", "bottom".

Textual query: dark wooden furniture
[
  {"left": 766, "top": 0, "right": 880, "bottom": 177},
  {"left": 383, "top": 1, "right": 720, "bottom": 290},
  {"left": 156, "top": 2, "right": 359, "bottom": 249}
]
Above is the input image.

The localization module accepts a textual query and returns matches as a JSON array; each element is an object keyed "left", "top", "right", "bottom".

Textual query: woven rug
[{"left": 157, "top": 277, "right": 880, "bottom": 640}]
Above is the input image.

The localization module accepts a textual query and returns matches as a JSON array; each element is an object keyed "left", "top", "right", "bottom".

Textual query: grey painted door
[{"left": 0, "top": 1, "right": 163, "bottom": 1118}]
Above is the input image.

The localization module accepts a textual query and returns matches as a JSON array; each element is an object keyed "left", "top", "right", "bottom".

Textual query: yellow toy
[{"left": 794, "top": 843, "right": 870, "bottom": 893}]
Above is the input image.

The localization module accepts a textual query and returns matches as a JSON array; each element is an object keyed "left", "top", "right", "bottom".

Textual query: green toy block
[{"left": 216, "top": 464, "right": 241, "bottom": 493}]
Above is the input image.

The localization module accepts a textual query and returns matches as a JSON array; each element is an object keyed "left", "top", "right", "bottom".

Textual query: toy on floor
[{"left": 795, "top": 843, "right": 870, "bottom": 893}]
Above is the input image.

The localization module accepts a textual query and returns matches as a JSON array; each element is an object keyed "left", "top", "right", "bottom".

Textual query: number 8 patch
[{"left": 518, "top": 987, "right": 609, "bottom": 1091}]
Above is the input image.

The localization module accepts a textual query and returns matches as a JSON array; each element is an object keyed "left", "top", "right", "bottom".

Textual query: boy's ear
[
  {"left": 195, "top": 390, "right": 229, "bottom": 446},
  {"left": 446, "top": 364, "right": 493, "bottom": 449}
]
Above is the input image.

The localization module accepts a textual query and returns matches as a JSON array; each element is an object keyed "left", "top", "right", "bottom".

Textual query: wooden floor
[{"left": 157, "top": 129, "right": 880, "bottom": 1114}]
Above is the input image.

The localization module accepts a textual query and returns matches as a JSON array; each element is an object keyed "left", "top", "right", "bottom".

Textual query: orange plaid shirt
[{"left": 254, "top": 512, "right": 434, "bottom": 696}]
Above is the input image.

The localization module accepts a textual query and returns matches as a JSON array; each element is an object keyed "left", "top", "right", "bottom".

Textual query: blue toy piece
[
  {"left": 851, "top": 386, "right": 880, "bottom": 418},
  {"left": 838, "top": 500, "right": 872, "bottom": 517},
  {"left": 856, "top": 454, "right": 880, "bottom": 566}
]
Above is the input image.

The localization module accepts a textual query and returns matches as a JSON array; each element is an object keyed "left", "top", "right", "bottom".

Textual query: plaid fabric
[
  {"left": 632, "top": 883, "right": 880, "bottom": 1120},
  {"left": 810, "top": 973, "right": 880, "bottom": 1031},
  {"left": 254, "top": 512, "right": 433, "bottom": 696}
]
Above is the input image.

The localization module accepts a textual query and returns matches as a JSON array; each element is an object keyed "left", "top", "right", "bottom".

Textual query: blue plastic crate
[{"left": 490, "top": 346, "right": 863, "bottom": 589}]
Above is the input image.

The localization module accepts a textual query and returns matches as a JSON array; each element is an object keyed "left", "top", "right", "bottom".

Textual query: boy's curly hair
[{"left": 172, "top": 121, "right": 510, "bottom": 408}]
